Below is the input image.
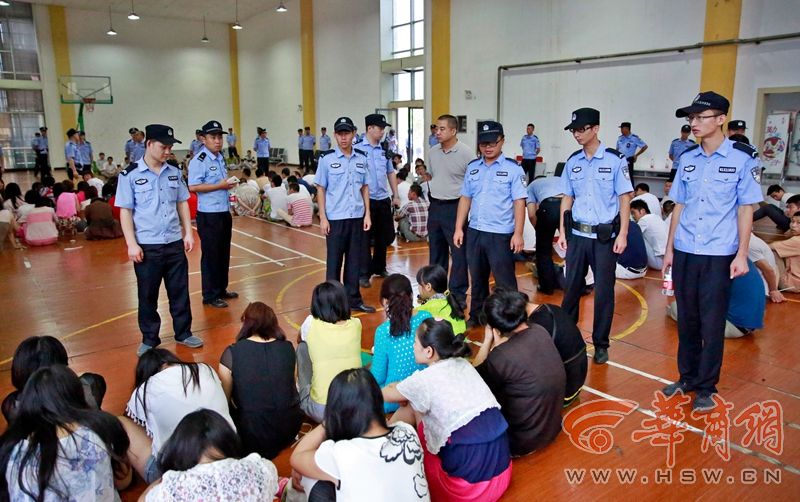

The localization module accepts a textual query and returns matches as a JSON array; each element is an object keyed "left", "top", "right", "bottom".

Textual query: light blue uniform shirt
[
  {"left": 78, "top": 141, "right": 92, "bottom": 165},
  {"left": 561, "top": 143, "right": 634, "bottom": 238},
  {"left": 668, "top": 138, "right": 695, "bottom": 170},
  {"left": 520, "top": 134, "right": 540, "bottom": 159},
  {"left": 190, "top": 139, "right": 204, "bottom": 155},
  {"left": 124, "top": 138, "right": 135, "bottom": 160},
  {"left": 301, "top": 134, "right": 315, "bottom": 150},
  {"left": 114, "top": 160, "right": 189, "bottom": 244},
  {"left": 669, "top": 138, "right": 762, "bottom": 256},
  {"left": 461, "top": 154, "right": 527, "bottom": 234},
  {"left": 314, "top": 147, "right": 369, "bottom": 220},
  {"left": 359, "top": 141, "right": 394, "bottom": 200},
  {"left": 428, "top": 133, "right": 438, "bottom": 147},
  {"left": 227, "top": 133, "right": 237, "bottom": 146},
  {"left": 64, "top": 141, "right": 79, "bottom": 164},
  {"left": 254, "top": 137, "right": 270, "bottom": 158},
  {"left": 616, "top": 134, "right": 647, "bottom": 158},
  {"left": 130, "top": 141, "right": 145, "bottom": 162},
  {"left": 31, "top": 136, "right": 41, "bottom": 152},
  {"left": 527, "top": 176, "right": 563, "bottom": 204},
  {"left": 39, "top": 136, "right": 48, "bottom": 153},
  {"left": 319, "top": 134, "right": 331, "bottom": 151},
  {"left": 188, "top": 147, "right": 230, "bottom": 213}
]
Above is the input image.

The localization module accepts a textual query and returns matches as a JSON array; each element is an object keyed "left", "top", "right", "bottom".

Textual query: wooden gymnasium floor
[{"left": 0, "top": 171, "right": 798, "bottom": 500}]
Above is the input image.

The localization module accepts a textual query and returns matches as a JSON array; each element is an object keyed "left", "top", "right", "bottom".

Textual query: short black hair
[
  {"left": 271, "top": 174, "right": 282, "bottom": 187},
  {"left": 324, "top": 368, "right": 387, "bottom": 442},
  {"left": 630, "top": 199, "right": 650, "bottom": 213},
  {"left": 527, "top": 123, "right": 534, "bottom": 128},
  {"left": 397, "top": 168, "right": 409, "bottom": 181},
  {"left": 787, "top": 194, "right": 800, "bottom": 206},
  {"left": 437, "top": 115, "right": 459, "bottom": 130},
  {"left": 409, "top": 183, "right": 423, "bottom": 197},
  {"left": 281, "top": 167, "right": 290, "bottom": 176},
  {"left": 483, "top": 288, "right": 528, "bottom": 334},
  {"left": 767, "top": 185, "right": 784, "bottom": 196},
  {"left": 242, "top": 167, "right": 252, "bottom": 177},
  {"left": 310, "top": 281, "right": 351, "bottom": 323},
  {"left": 635, "top": 183, "right": 650, "bottom": 192},
  {"left": 662, "top": 200, "right": 676, "bottom": 214},
  {"left": 158, "top": 409, "right": 241, "bottom": 472},
  {"left": 255, "top": 167, "right": 264, "bottom": 177},
  {"left": 287, "top": 175, "right": 298, "bottom": 183},
  {"left": 288, "top": 182, "right": 300, "bottom": 193}
]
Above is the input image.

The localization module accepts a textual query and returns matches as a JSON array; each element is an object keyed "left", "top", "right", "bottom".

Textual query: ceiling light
[
  {"left": 127, "top": 0, "right": 139, "bottom": 20},
  {"left": 0, "top": 2, "right": 10, "bottom": 7},
  {"left": 276, "top": 2, "right": 287, "bottom": 13},
  {"left": 232, "top": 0, "right": 243, "bottom": 29},
  {"left": 232, "top": 22, "right": 243, "bottom": 30},
  {"left": 201, "top": 15, "right": 209, "bottom": 43},
  {"left": 106, "top": 6, "right": 117, "bottom": 36}
]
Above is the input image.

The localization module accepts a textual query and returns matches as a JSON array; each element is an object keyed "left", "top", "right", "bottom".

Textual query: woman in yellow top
[
  {"left": 297, "top": 281, "right": 362, "bottom": 422},
  {"left": 416, "top": 265, "right": 467, "bottom": 335}
]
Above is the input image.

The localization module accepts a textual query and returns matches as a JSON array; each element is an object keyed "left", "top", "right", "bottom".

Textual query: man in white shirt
[
  {"left": 396, "top": 168, "right": 412, "bottom": 208},
  {"left": 82, "top": 172, "right": 104, "bottom": 196},
  {"left": 766, "top": 185, "right": 795, "bottom": 209},
  {"left": 632, "top": 183, "right": 662, "bottom": 217},
  {"left": 630, "top": 199, "right": 667, "bottom": 270},
  {"left": 264, "top": 174, "right": 288, "bottom": 221},
  {"left": 748, "top": 233, "right": 785, "bottom": 303}
]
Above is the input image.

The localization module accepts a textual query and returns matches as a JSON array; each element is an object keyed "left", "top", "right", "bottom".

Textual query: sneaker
[
  {"left": 137, "top": 343, "right": 155, "bottom": 357},
  {"left": 692, "top": 393, "right": 716, "bottom": 412},
  {"left": 177, "top": 335, "right": 204, "bottom": 348},
  {"left": 593, "top": 347, "right": 608, "bottom": 364},
  {"left": 662, "top": 381, "right": 691, "bottom": 397}
]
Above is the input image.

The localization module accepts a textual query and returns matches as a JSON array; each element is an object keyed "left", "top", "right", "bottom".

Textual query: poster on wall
[
  {"left": 788, "top": 112, "right": 800, "bottom": 177},
  {"left": 761, "top": 112, "right": 791, "bottom": 175}
]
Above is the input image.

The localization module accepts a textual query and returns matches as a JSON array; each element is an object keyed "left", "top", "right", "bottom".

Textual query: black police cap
[
  {"left": 365, "top": 113, "right": 391, "bottom": 128},
  {"left": 729, "top": 120, "right": 747, "bottom": 130},
  {"left": 145, "top": 124, "right": 182, "bottom": 145},
  {"left": 477, "top": 121, "right": 504, "bottom": 143},
  {"left": 334, "top": 117, "right": 356, "bottom": 132},
  {"left": 200, "top": 120, "right": 227, "bottom": 135},
  {"left": 128, "top": 127, "right": 139, "bottom": 135},
  {"left": 675, "top": 91, "right": 729, "bottom": 118},
  {"left": 619, "top": 122, "right": 631, "bottom": 128},
  {"left": 564, "top": 108, "right": 600, "bottom": 130},
  {"left": 681, "top": 124, "right": 691, "bottom": 133}
]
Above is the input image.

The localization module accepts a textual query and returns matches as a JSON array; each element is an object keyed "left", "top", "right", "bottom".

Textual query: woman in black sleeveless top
[{"left": 219, "top": 302, "right": 303, "bottom": 459}]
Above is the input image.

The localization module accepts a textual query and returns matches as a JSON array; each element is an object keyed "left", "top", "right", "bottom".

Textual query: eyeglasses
[
  {"left": 479, "top": 141, "right": 501, "bottom": 148},
  {"left": 569, "top": 125, "right": 594, "bottom": 134},
  {"left": 685, "top": 113, "right": 722, "bottom": 123}
]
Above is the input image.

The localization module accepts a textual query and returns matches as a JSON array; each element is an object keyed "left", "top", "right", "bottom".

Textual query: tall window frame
[{"left": 390, "top": 0, "right": 424, "bottom": 58}]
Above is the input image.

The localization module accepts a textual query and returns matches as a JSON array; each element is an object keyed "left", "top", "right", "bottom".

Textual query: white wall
[
  {"left": 237, "top": 8, "right": 303, "bottom": 164},
  {"left": 450, "top": 0, "right": 706, "bottom": 171},
  {"left": 314, "top": 0, "right": 381, "bottom": 139},
  {"left": 33, "top": 5, "right": 66, "bottom": 167}
]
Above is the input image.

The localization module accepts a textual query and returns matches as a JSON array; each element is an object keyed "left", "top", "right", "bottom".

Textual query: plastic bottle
[{"left": 662, "top": 266, "right": 674, "bottom": 296}]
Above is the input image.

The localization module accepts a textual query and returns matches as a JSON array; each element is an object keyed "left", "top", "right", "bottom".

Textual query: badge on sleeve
[
  {"left": 622, "top": 166, "right": 630, "bottom": 180},
  {"left": 520, "top": 174, "right": 527, "bottom": 185},
  {"left": 751, "top": 167, "right": 761, "bottom": 183}
]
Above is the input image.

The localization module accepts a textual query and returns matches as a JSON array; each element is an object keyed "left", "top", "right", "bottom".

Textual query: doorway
[{"left": 393, "top": 106, "right": 424, "bottom": 167}]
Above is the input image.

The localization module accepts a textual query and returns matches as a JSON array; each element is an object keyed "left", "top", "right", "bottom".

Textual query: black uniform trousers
[
  {"left": 467, "top": 227, "right": 517, "bottom": 318},
  {"left": 196, "top": 210, "right": 233, "bottom": 303},
  {"left": 133, "top": 240, "right": 193, "bottom": 347},
  {"left": 228, "top": 146, "right": 239, "bottom": 161},
  {"left": 427, "top": 197, "right": 469, "bottom": 301},
  {"left": 521, "top": 159, "right": 537, "bottom": 181},
  {"left": 300, "top": 149, "right": 313, "bottom": 171},
  {"left": 534, "top": 198, "right": 562, "bottom": 293},
  {"left": 257, "top": 157, "right": 270, "bottom": 172},
  {"left": 753, "top": 204, "right": 790, "bottom": 231},
  {"left": 361, "top": 198, "right": 395, "bottom": 279},
  {"left": 673, "top": 250, "right": 734, "bottom": 395},
  {"left": 327, "top": 217, "right": 366, "bottom": 307},
  {"left": 34, "top": 152, "right": 50, "bottom": 178},
  {"left": 561, "top": 233, "right": 617, "bottom": 349}
]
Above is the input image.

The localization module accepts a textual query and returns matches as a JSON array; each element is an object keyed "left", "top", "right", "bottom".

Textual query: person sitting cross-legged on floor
[{"left": 396, "top": 183, "right": 429, "bottom": 242}]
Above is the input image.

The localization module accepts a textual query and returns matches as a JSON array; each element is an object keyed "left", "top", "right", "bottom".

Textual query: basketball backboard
[{"left": 58, "top": 75, "right": 113, "bottom": 104}]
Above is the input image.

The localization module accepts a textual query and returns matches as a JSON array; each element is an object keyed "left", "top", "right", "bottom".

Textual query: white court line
[
  {"left": 248, "top": 215, "right": 325, "bottom": 240},
  {"left": 231, "top": 227, "right": 326, "bottom": 264},
  {"left": 192, "top": 225, "right": 287, "bottom": 267},
  {"left": 23, "top": 258, "right": 31, "bottom": 269},
  {"left": 188, "top": 257, "right": 299, "bottom": 275},
  {"left": 589, "top": 355, "right": 673, "bottom": 385}
]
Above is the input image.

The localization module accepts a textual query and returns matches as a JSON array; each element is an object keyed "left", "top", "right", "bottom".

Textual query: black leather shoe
[
  {"left": 359, "top": 278, "right": 371, "bottom": 288},
  {"left": 466, "top": 317, "right": 484, "bottom": 329},
  {"left": 662, "top": 381, "right": 692, "bottom": 397},
  {"left": 203, "top": 298, "right": 229, "bottom": 308},
  {"left": 373, "top": 270, "right": 389, "bottom": 278},
  {"left": 220, "top": 291, "right": 239, "bottom": 299},
  {"left": 593, "top": 347, "right": 608, "bottom": 364},
  {"left": 351, "top": 303, "right": 376, "bottom": 313}
]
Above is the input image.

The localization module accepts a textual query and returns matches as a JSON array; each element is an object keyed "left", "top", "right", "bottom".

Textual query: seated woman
[
  {"left": 383, "top": 319, "right": 512, "bottom": 502},
  {"left": 2, "top": 336, "right": 69, "bottom": 423},
  {"left": 22, "top": 195, "right": 58, "bottom": 246},
  {"left": 84, "top": 188, "right": 123, "bottom": 240},
  {"left": 55, "top": 180, "right": 81, "bottom": 238},
  {"left": 415, "top": 265, "right": 466, "bottom": 335},
  {"left": 474, "top": 289, "right": 566, "bottom": 456},
  {"left": 0, "top": 207, "right": 23, "bottom": 251},
  {"left": 141, "top": 409, "right": 279, "bottom": 501},
  {"left": 521, "top": 290, "right": 587, "bottom": 406},
  {"left": 290, "top": 368, "right": 428, "bottom": 502},
  {"left": 297, "top": 281, "right": 363, "bottom": 423},
  {"left": 0, "top": 365, "right": 131, "bottom": 501},
  {"left": 218, "top": 302, "right": 303, "bottom": 459},
  {"left": 370, "top": 274, "right": 432, "bottom": 412},
  {"left": 121, "top": 349, "right": 233, "bottom": 484}
]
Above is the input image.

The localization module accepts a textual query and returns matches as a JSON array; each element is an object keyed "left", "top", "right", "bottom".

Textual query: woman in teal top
[
  {"left": 415, "top": 265, "right": 467, "bottom": 335},
  {"left": 370, "top": 274, "right": 432, "bottom": 412}
]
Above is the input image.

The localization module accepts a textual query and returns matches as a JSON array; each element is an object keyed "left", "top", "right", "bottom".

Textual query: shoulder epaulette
[
  {"left": 197, "top": 152, "right": 207, "bottom": 161},
  {"left": 732, "top": 141, "right": 758, "bottom": 159},
  {"left": 568, "top": 149, "right": 582, "bottom": 160},
  {"left": 605, "top": 148, "right": 625, "bottom": 159},
  {"left": 467, "top": 157, "right": 482, "bottom": 166},
  {"left": 318, "top": 149, "right": 335, "bottom": 158},
  {"left": 679, "top": 144, "right": 700, "bottom": 157},
  {"left": 353, "top": 148, "right": 367, "bottom": 157},
  {"left": 505, "top": 157, "right": 521, "bottom": 166},
  {"left": 121, "top": 162, "right": 137, "bottom": 176}
]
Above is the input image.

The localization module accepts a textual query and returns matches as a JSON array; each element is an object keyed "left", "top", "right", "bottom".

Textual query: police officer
[
  {"left": 124, "top": 127, "right": 138, "bottom": 163},
  {"left": 64, "top": 128, "right": 80, "bottom": 180},
  {"left": 227, "top": 127, "right": 239, "bottom": 161},
  {"left": 130, "top": 130, "right": 146, "bottom": 164},
  {"left": 188, "top": 120, "right": 239, "bottom": 309},
  {"left": 454, "top": 120, "right": 527, "bottom": 325},
  {"left": 520, "top": 123, "right": 541, "bottom": 181},
  {"left": 668, "top": 124, "right": 695, "bottom": 179},
  {"left": 319, "top": 126, "right": 331, "bottom": 151},
  {"left": 33, "top": 127, "right": 50, "bottom": 179},
  {"left": 727, "top": 119, "right": 747, "bottom": 138},
  {"left": 78, "top": 131, "right": 93, "bottom": 175},
  {"left": 315, "top": 116, "right": 375, "bottom": 313},
  {"left": 189, "top": 130, "right": 204, "bottom": 157},
  {"left": 115, "top": 124, "right": 203, "bottom": 356},
  {"left": 616, "top": 121, "right": 647, "bottom": 184},
  {"left": 428, "top": 124, "right": 439, "bottom": 147},
  {"left": 300, "top": 126, "right": 315, "bottom": 173},
  {"left": 662, "top": 92, "right": 762, "bottom": 412},
  {"left": 254, "top": 127, "right": 271, "bottom": 172},
  {"left": 359, "top": 113, "right": 400, "bottom": 288},
  {"left": 558, "top": 108, "right": 634, "bottom": 364},
  {"left": 527, "top": 174, "right": 564, "bottom": 294}
]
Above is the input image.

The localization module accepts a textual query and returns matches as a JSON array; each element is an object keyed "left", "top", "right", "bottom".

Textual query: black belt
[
  {"left": 571, "top": 221, "right": 600, "bottom": 233},
  {"left": 429, "top": 196, "right": 459, "bottom": 204},
  {"left": 542, "top": 197, "right": 562, "bottom": 203}
]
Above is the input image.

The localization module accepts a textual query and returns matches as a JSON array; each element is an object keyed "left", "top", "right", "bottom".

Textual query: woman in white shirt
[
  {"left": 290, "top": 368, "right": 429, "bottom": 502},
  {"left": 120, "top": 349, "right": 234, "bottom": 484},
  {"left": 141, "top": 409, "right": 278, "bottom": 502}
]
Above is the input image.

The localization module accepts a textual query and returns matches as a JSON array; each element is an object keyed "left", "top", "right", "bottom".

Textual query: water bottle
[{"left": 662, "top": 266, "right": 674, "bottom": 296}]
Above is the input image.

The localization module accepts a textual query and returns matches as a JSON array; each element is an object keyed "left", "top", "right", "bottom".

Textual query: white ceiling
[{"left": 22, "top": 0, "right": 290, "bottom": 24}]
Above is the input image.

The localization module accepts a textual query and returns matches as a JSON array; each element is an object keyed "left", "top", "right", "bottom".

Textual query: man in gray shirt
[{"left": 426, "top": 114, "right": 475, "bottom": 306}]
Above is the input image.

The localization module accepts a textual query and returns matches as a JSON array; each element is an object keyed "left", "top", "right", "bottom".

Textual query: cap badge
[
  {"left": 572, "top": 113, "right": 576, "bottom": 121},
  {"left": 482, "top": 124, "right": 489, "bottom": 131},
  {"left": 340, "top": 118, "right": 346, "bottom": 123},
  {"left": 213, "top": 122, "right": 219, "bottom": 127},
  {"left": 693, "top": 93, "right": 701, "bottom": 103},
  {"left": 168, "top": 128, "right": 173, "bottom": 135}
]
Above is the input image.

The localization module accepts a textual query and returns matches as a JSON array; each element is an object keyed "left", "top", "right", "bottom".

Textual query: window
[
  {"left": 391, "top": 0, "right": 424, "bottom": 58},
  {"left": 0, "top": 3, "right": 40, "bottom": 81},
  {"left": 393, "top": 69, "right": 424, "bottom": 101}
]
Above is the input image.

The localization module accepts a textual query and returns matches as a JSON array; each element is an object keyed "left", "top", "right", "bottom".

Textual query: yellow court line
[
  {"left": 0, "top": 262, "right": 321, "bottom": 367},
  {"left": 611, "top": 281, "right": 649, "bottom": 341},
  {"left": 276, "top": 267, "right": 328, "bottom": 331}
]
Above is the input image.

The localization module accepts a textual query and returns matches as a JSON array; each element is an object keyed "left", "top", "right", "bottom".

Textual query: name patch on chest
[
  {"left": 496, "top": 171, "right": 508, "bottom": 177},
  {"left": 684, "top": 165, "right": 696, "bottom": 172},
  {"left": 572, "top": 166, "right": 582, "bottom": 173},
  {"left": 168, "top": 175, "right": 179, "bottom": 181},
  {"left": 598, "top": 167, "right": 612, "bottom": 173},
  {"left": 718, "top": 167, "right": 736, "bottom": 174},
  {"left": 330, "top": 163, "right": 341, "bottom": 168},
  {"left": 470, "top": 169, "right": 479, "bottom": 175},
  {"left": 135, "top": 178, "right": 148, "bottom": 185},
  {"left": 356, "top": 163, "right": 365, "bottom": 168}
]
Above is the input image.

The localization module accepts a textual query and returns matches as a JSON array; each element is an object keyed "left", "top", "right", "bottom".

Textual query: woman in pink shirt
[{"left": 55, "top": 180, "right": 81, "bottom": 238}]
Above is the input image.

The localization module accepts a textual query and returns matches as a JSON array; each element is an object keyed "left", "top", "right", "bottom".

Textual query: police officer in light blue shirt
[
  {"left": 64, "top": 128, "right": 80, "bottom": 180},
  {"left": 124, "top": 127, "right": 138, "bottom": 162},
  {"left": 616, "top": 122, "right": 647, "bottom": 185},
  {"left": 314, "top": 116, "right": 374, "bottom": 312},
  {"left": 36, "top": 127, "right": 51, "bottom": 179},
  {"left": 129, "top": 130, "right": 146, "bottom": 163},
  {"left": 520, "top": 123, "right": 541, "bottom": 181},
  {"left": 190, "top": 130, "right": 204, "bottom": 157},
  {"left": 428, "top": 124, "right": 438, "bottom": 147},
  {"left": 300, "top": 126, "right": 315, "bottom": 172},
  {"left": 319, "top": 127, "right": 331, "bottom": 151},
  {"left": 77, "top": 131, "right": 93, "bottom": 175},
  {"left": 254, "top": 127, "right": 271, "bottom": 172},
  {"left": 558, "top": 107, "right": 634, "bottom": 365},
  {"left": 668, "top": 124, "right": 696, "bottom": 175},
  {"left": 226, "top": 127, "right": 239, "bottom": 161},
  {"left": 454, "top": 120, "right": 527, "bottom": 323},
  {"left": 662, "top": 91, "right": 763, "bottom": 412},
  {"left": 115, "top": 124, "right": 202, "bottom": 356},
  {"left": 188, "top": 120, "right": 239, "bottom": 309},
  {"left": 527, "top": 175, "right": 564, "bottom": 293}
]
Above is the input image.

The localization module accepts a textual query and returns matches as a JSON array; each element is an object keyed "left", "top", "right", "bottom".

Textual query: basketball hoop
[{"left": 82, "top": 97, "right": 96, "bottom": 112}]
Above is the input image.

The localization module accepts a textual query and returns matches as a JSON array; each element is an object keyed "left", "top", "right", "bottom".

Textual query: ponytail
[
  {"left": 380, "top": 274, "right": 413, "bottom": 337},
  {"left": 416, "top": 265, "right": 464, "bottom": 319},
  {"left": 417, "top": 318, "right": 472, "bottom": 360}
]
